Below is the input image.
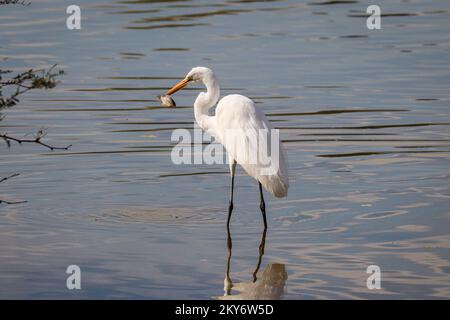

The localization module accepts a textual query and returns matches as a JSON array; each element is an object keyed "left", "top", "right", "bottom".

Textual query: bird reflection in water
[{"left": 218, "top": 226, "right": 288, "bottom": 300}]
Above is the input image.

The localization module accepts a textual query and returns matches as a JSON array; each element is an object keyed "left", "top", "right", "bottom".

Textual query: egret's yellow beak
[{"left": 167, "top": 78, "right": 190, "bottom": 95}]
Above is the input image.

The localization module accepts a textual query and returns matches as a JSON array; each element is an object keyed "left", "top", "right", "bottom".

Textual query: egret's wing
[{"left": 215, "top": 95, "right": 289, "bottom": 197}]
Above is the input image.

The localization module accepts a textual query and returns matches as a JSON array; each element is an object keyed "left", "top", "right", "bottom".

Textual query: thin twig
[
  {"left": 0, "top": 199, "right": 27, "bottom": 205},
  {"left": 1, "top": 134, "right": 72, "bottom": 150},
  {"left": 0, "top": 173, "right": 20, "bottom": 184}
]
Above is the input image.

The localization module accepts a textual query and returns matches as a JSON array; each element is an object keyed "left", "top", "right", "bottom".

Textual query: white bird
[{"left": 166, "top": 67, "right": 289, "bottom": 228}]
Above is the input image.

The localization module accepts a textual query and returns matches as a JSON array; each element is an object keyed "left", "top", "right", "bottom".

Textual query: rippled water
[{"left": 1, "top": 0, "right": 450, "bottom": 299}]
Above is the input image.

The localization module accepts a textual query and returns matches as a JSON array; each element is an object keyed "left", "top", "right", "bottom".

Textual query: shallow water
[{"left": 1, "top": 0, "right": 450, "bottom": 299}]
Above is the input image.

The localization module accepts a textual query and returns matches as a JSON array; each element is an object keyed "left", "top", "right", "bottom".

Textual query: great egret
[{"left": 166, "top": 67, "right": 289, "bottom": 228}]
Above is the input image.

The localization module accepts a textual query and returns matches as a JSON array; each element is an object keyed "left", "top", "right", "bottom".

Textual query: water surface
[{"left": 1, "top": 0, "right": 450, "bottom": 299}]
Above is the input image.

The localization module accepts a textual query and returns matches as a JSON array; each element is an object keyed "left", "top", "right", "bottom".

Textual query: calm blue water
[{"left": 1, "top": 0, "right": 450, "bottom": 299}]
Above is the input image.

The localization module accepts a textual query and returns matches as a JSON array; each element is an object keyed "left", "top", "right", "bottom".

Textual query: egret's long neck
[{"left": 194, "top": 75, "right": 220, "bottom": 133}]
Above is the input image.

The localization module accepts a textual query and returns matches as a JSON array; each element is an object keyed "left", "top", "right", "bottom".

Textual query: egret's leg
[
  {"left": 227, "top": 161, "right": 237, "bottom": 227},
  {"left": 259, "top": 182, "right": 267, "bottom": 229},
  {"left": 224, "top": 223, "right": 233, "bottom": 295}
]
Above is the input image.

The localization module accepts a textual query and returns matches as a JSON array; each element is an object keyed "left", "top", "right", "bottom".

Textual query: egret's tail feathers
[{"left": 259, "top": 171, "right": 289, "bottom": 198}]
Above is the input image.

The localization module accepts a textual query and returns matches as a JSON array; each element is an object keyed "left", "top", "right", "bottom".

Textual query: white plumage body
[{"left": 214, "top": 94, "right": 289, "bottom": 198}]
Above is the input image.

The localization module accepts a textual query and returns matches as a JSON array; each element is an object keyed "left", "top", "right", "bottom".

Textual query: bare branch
[
  {"left": 1, "top": 133, "right": 72, "bottom": 151},
  {"left": 0, "top": 65, "right": 68, "bottom": 204},
  {"left": 0, "top": 199, "right": 27, "bottom": 205},
  {"left": 0, "top": 173, "right": 20, "bottom": 184}
]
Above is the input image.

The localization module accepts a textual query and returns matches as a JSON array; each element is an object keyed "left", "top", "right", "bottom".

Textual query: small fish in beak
[
  {"left": 157, "top": 94, "right": 176, "bottom": 107},
  {"left": 159, "top": 77, "right": 190, "bottom": 107}
]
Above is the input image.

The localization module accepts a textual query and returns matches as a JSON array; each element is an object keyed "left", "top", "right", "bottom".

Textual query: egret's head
[
  {"left": 167, "top": 66, "right": 213, "bottom": 95},
  {"left": 186, "top": 66, "right": 213, "bottom": 83}
]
